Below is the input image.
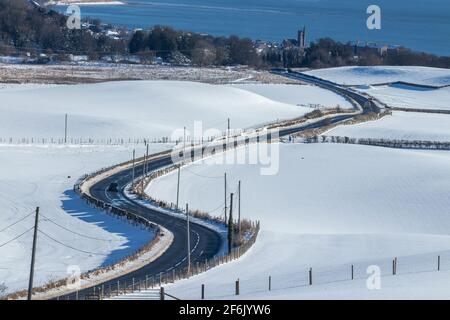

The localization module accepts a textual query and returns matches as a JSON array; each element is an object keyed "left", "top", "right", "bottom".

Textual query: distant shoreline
[{"left": 46, "top": 0, "right": 125, "bottom": 5}]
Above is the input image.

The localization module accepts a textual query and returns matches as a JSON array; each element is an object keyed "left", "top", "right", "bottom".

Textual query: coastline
[{"left": 46, "top": 0, "right": 125, "bottom": 5}]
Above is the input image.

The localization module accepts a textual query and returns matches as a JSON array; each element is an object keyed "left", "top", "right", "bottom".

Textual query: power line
[
  {"left": 38, "top": 230, "right": 108, "bottom": 256},
  {"left": 0, "top": 211, "right": 34, "bottom": 233},
  {"left": 183, "top": 166, "right": 223, "bottom": 179},
  {"left": 0, "top": 226, "right": 34, "bottom": 249},
  {"left": 204, "top": 184, "right": 239, "bottom": 217},
  {"left": 40, "top": 214, "right": 123, "bottom": 242}
]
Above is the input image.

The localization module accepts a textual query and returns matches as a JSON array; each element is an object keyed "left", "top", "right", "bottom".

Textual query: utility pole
[
  {"left": 64, "top": 114, "right": 68, "bottom": 144},
  {"left": 176, "top": 165, "right": 181, "bottom": 211},
  {"left": 224, "top": 173, "right": 227, "bottom": 224},
  {"left": 228, "top": 193, "right": 234, "bottom": 255},
  {"left": 145, "top": 143, "right": 149, "bottom": 177},
  {"left": 227, "top": 118, "right": 230, "bottom": 138},
  {"left": 141, "top": 150, "right": 146, "bottom": 191},
  {"left": 183, "top": 126, "right": 186, "bottom": 163},
  {"left": 28, "top": 207, "right": 39, "bottom": 300},
  {"left": 131, "top": 149, "right": 136, "bottom": 188},
  {"left": 238, "top": 180, "right": 241, "bottom": 241},
  {"left": 186, "top": 203, "right": 191, "bottom": 276}
]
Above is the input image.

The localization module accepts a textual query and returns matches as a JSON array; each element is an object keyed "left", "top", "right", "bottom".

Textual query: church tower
[{"left": 298, "top": 27, "right": 306, "bottom": 50}]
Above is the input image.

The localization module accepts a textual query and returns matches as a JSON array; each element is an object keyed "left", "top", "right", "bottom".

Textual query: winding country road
[{"left": 58, "top": 70, "right": 378, "bottom": 300}]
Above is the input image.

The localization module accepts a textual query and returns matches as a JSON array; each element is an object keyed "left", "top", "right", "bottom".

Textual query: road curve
[{"left": 58, "top": 70, "right": 376, "bottom": 300}]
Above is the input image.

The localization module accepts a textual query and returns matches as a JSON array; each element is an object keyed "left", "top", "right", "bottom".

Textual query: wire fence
[
  {"left": 0, "top": 137, "right": 173, "bottom": 146},
  {"left": 153, "top": 250, "right": 450, "bottom": 300}
]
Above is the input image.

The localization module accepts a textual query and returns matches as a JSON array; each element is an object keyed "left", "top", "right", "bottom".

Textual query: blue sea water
[{"left": 54, "top": 0, "right": 450, "bottom": 56}]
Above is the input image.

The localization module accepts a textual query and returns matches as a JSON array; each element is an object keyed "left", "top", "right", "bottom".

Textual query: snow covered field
[
  {"left": 225, "top": 270, "right": 450, "bottom": 300},
  {"left": 231, "top": 84, "right": 353, "bottom": 110},
  {"left": 145, "top": 143, "right": 450, "bottom": 299},
  {"left": 305, "top": 66, "right": 450, "bottom": 87},
  {"left": 0, "top": 81, "right": 311, "bottom": 141},
  {"left": 359, "top": 84, "right": 450, "bottom": 111},
  {"left": 328, "top": 111, "right": 450, "bottom": 141}
]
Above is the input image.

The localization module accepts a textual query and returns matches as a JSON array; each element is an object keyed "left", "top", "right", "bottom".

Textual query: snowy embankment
[
  {"left": 305, "top": 66, "right": 450, "bottom": 87},
  {"left": 306, "top": 66, "right": 450, "bottom": 111},
  {"left": 143, "top": 143, "right": 450, "bottom": 299},
  {"left": 1, "top": 80, "right": 346, "bottom": 296},
  {"left": 358, "top": 85, "right": 450, "bottom": 111},
  {"left": 327, "top": 111, "right": 450, "bottom": 142}
]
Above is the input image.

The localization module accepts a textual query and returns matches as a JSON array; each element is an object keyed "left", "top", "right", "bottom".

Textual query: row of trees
[
  {"left": 0, "top": 0, "right": 125, "bottom": 58},
  {"left": 129, "top": 26, "right": 261, "bottom": 67}
]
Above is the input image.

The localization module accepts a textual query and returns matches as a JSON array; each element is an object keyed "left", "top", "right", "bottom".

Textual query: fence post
[
  {"left": 235, "top": 279, "right": 240, "bottom": 296},
  {"left": 201, "top": 284, "right": 205, "bottom": 300},
  {"left": 117, "top": 280, "right": 120, "bottom": 295},
  {"left": 309, "top": 268, "right": 313, "bottom": 286},
  {"left": 351, "top": 265, "right": 354, "bottom": 280},
  {"left": 132, "top": 278, "right": 135, "bottom": 291},
  {"left": 438, "top": 255, "right": 441, "bottom": 271},
  {"left": 160, "top": 287, "right": 165, "bottom": 300},
  {"left": 269, "top": 276, "right": 271, "bottom": 291}
]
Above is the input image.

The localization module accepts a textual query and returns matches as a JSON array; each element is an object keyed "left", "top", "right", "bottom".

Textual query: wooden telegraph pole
[
  {"left": 183, "top": 126, "right": 186, "bottom": 162},
  {"left": 186, "top": 203, "right": 191, "bottom": 276},
  {"left": 224, "top": 173, "right": 227, "bottom": 223},
  {"left": 64, "top": 114, "right": 68, "bottom": 144},
  {"left": 145, "top": 143, "right": 149, "bottom": 176},
  {"left": 131, "top": 149, "right": 136, "bottom": 188},
  {"left": 228, "top": 193, "right": 234, "bottom": 255},
  {"left": 238, "top": 180, "right": 241, "bottom": 241},
  {"left": 141, "top": 150, "right": 146, "bottom": 191},
  {"left": 176, "top": 165, "right": 181, "bottom": 211},
  {"left": 28, "top": 207, "right": 39, "bottom": 300}
]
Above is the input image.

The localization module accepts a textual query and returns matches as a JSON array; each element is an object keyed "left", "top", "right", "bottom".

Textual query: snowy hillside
[
  {"left": 231, "top": 84, "right": 353, "bottom": 110},
  {"left": 328, "top": 111, "right": 450, "bottom": 141},
  {"left": 305, "top": 66, "right": 450, "bottom": 87},
  {"left": 0, "top": 144, "right": 169, "bottom": 294},
  {"left": 0, "top": 81, "right": 313, "bottom": 141},
  {"left": 359, "top": 85, "right": 450, "bottom": 111},
  {"left": 145, "top": 143, "right": 450, "bottom": 299}
]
